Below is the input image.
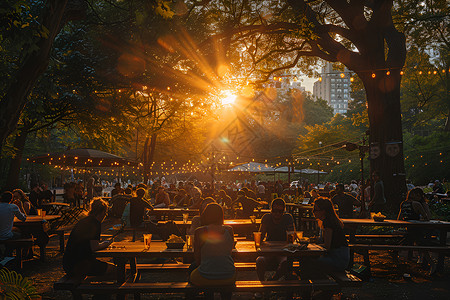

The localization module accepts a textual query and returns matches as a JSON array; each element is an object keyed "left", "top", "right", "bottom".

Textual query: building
[{"left": 313, "top": 62, "right": 352, "bottom": 114}]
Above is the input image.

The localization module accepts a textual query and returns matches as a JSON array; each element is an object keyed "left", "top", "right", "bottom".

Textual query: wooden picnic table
[
  {"left": 341, "top": 218, "right": 450, "bottom": 271},
  {"left": 157, "top": 219, "right": 262, "bottom": 235},
  {"left": 95, "top": 240, "right": 326, "bottom": 285},
  {"left": 150, "top": 208, "right": 199, "bottom": 220},
  {"left": 13, "top": 215, "right": 61, "bottom": 261},
  {"left": 41, "top": 202, "right": 70, "bottom": 214}
]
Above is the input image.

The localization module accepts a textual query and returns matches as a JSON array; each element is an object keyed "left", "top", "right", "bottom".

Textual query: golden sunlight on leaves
[
  {"left": 221, "top": 91, "right": 237, "bottom": 105},
  {"left": 217, "top": 64, "right": 230, "bottom": 77}
]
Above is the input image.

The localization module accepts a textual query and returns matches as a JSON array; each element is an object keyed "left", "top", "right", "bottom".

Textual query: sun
[{"left": 221, "top": 91, "right": 237, "bottom": 105}]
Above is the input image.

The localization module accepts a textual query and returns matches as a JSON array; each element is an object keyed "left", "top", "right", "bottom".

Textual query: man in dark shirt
[
  {"left": 331, "top": 184, "right": 361, "bottom": 219},
  {"left": 63, "top": 198, "right": 115, "bottom": 283},
  {"left": 232, "top": 190, "right": 264, "bottom": 218},
  {"left": 111, "top": 182, "right": 123, "bottom": 198},
  {"left": 39, "top": 183, "right": 54, "bottom": 204},
  {"left": 110, "top": 187, "right": 132, "bottom": 218},
  {"left": 29, "top": 183, "right": 41, "bottom": 209},
  {"left": 256, "top": 198, "right": 295, "bottom": 281},
  {"left": 130, "top": 188, "right": 153, "bottom": 228}
]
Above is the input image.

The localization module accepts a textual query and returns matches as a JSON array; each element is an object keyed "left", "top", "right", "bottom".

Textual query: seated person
[
  {"left": 217, "top": 190, "right": 232, "bottom": 208},
  {"left": 154, "top": 186, "right": 170, "bottom": 208},
  {"left": 130, "top": 188, "right": 154, "bottom": 228},
  {"left": 29, "top": 183, "right": 42, "bottom": 209},
  {"left": 174, "top": 189, "right": 190, "bottom": 207},
  {"left": 189, "top": 187, "right": 203, "bottom": 209},
  {"left": 109, "top": 187, "right": 133, "bottom": 219},
  {"left": 299, "top": 198, "right": 350, "bottom": 279},
  {"left": 190, "top": 203, "right": 235, "bottom": 300},
  {"left": 0, "top": 191, "right": 27, "bottom": 243},
  {"left": 398, "top": 188, "right": 435, "bottom": 275},
  {"left": 231, "top": 190, "right": 264, "bottom": 219},
  {"left": 39, "top": 183, "right": 55, "bottom": 204},
  {"left": 110, "top": 182, "right": 123, "bottom": 198},
  {"left": 187, "top": 197, "right": 216, "bottom": 235},
  {"left": 256, "top": 198, "right": 295, "bottom": 281},
  {"left": 331, "top": 183, "right": 361, "bottom": 219},
  {"left": 11, "top": 189, "right": 34, "bottom": 215},
  {"left": 63, "top": 198, "right": 116, "bottom": 284}
]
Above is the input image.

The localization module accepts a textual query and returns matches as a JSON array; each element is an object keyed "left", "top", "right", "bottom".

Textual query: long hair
[
  {"left": 407, "top": 187, "right": 425, "bottom": 204},
  {"left": 200, "top": 203, "right": 224, "bottom": 226},
  {"left": 12, "top": 189, "right": 29, "bottom": 202},
  {"left": 314, "top": 197, "right": 343, "bottom": 228}
]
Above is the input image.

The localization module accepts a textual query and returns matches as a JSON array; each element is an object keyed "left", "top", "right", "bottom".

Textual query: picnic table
[
  {"left": 41, "top": 202, "right": 70, "bottom": 215},
  {"left": 341, "top": 218, "right": 450, "bottom": 272},
  {"left": 150, "top": 208, "right": 199, "bottom": 220},
  {"left": 95, "top": 240, "right": 326, "bottom": 284},
  {"left": 13, "top": 215, "right": 61, "bottom": 261},
  {"left": 157, "top": 219, "right": 262, "bottom": 235}
]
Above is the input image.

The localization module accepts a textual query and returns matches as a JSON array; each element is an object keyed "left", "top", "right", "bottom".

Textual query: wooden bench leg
[{"left": 57, "top": 230, "right": 65, "bottom": 252}]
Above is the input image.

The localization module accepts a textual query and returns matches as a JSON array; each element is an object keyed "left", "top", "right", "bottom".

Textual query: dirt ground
[{"left": 20, "top": 219, "right": 450, "bottom": 300}]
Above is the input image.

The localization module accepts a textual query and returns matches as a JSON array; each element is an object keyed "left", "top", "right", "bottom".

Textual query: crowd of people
[{"left": 1, "top": 174, "right": 446, "bottom": 299}]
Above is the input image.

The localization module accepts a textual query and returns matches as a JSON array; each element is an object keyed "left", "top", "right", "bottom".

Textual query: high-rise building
[{"left": 313, "top": 62, "right": 352, "bottom": 114}]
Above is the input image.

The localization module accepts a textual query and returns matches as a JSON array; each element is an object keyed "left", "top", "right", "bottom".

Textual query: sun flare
[{"left": 221, "top": 91, "right": 237, "bottom": 105}]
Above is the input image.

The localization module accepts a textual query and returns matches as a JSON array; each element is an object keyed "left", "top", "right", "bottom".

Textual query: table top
[
  {"left": 152, "top": 208, "right": 199, "bottom": 214},
  {"left": 14, "top": 215, "right": 60, "bottom": 224},
  {"left": 41, "top": 202, "right": 70, "bottom": 207},
  {"left": 95, "top": 240, "right": 325, "bottom": 260},
  {"left": 162, "top": 219, "right": 262, "bottom": 227},
  {"left": 342, "top": 218, "right": 450, "bottom": 228}
]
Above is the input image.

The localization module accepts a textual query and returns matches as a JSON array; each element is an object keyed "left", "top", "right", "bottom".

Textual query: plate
[{"left": 166, "top": 242, "right": 185, "bottom": 249}]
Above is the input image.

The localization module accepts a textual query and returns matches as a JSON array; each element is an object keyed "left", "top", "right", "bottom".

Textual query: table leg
[
  {"left": 437, "top": 229, "right": 446, "bottom": 272},
  {"left": 116, "top": 257, "right": 127, "bottom": 300}
]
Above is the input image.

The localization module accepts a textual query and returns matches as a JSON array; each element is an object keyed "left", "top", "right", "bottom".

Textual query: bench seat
[
  {"left": 349, "top": 244, "right": 450, "bottom": 253},
  {"left": 0, "top": 238, "right": 35, "bottom": 270},
  {"left": 76, "top": 279, "right": 340, "bottom": 295}
]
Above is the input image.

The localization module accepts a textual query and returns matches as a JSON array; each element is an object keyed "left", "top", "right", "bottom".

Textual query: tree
[
  {"left": 191, "top": 0, "right": 412, "bottom": 207},
  {"left": 0, "top": 0, "right": 87, "bottom": 154}
]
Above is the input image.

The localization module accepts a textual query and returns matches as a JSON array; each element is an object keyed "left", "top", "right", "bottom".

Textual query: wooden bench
[
  {"left": 74, "top": 279, "right": 341, "bottom": 299},
  {"left": 349, "top": 243, "right": 450, "bottom": 274},
  {"left": 0, "top": 238, "right": 35, "bottom": 270},
  {"left": 125, "top": 261, "right": 306, "bottom": 273}
]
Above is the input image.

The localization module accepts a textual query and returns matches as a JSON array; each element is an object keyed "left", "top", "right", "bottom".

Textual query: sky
[{"left": 301, "top": 76, "right": 317, "bottom": 92}]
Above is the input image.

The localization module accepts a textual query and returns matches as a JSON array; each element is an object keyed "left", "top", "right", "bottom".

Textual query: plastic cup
[
  {"left": 37, "top": 209, "right": 42, "bottom": 217},
  {"left": 186, "top": 235, "right": 194, "bottom": 250},
  {"left": 143, "top": 234, "right": 152, "bottom": 250},
  {"left": 253, "top": 232, "right": 261, "bottom": 249},
  {"left": 295, "top": 231, "right": 303, "bottom": 243},
  {"left": 183, "top": 213, "right": 189, "bottom": 224},
  {"left": 287, "top": 231, "right": 296, "bottom": 244},
  {"left": 42, "top": 210, "right": 47, "bottom": 217}
]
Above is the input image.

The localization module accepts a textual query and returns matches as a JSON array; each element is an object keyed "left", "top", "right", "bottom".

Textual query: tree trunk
[
  {"left": 5, "top": 130, "right": 29, "bottom": 189},
  {"left": 0, "top": 0, "right": 87, "bottom": 153},
  {"left": 143, "top": 134, "right": 157, "bottom": 183},
  {"left": 363, "top": 71, "right": 407, "bottom": 209}
]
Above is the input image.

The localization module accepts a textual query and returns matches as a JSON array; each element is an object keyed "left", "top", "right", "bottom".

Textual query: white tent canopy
[
  {"left": 227, "top": 162, "right": 276, "bottom": 173},
  {"left": 299, "top": 168, "right": 327, "bottom": 174},
  {"left": 273, "top": 166, "right": 303, "bottom": 173}
]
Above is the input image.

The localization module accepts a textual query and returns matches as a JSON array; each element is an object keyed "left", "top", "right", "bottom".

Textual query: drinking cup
[
  {"left": 37, "top": 209, "right": 43, "bottom": 217},
  {"left": 287, "top": 231, "right": 296, "bottom": 244},
  {"left": 143, "top": 234, "right": 152, "bottom": 250},
  {"left": 295, "top": 231, "right": 303, "bottom": 243},
  {"left": 182, "top": 213, "right": 189, "bottom": 224},
  {"left": 186, "top": 235, "right": 194, "bottom": 250},
  {"left": 42, "top": 210, "right": 47, "bottom": 217},
  {"left": 253, "top": 232, "right": 261, "bottom": 249}
]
